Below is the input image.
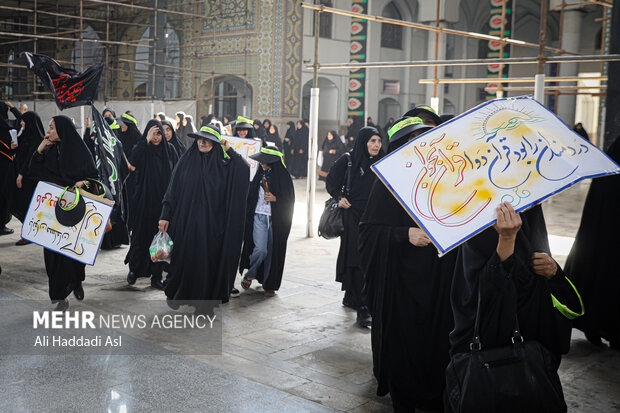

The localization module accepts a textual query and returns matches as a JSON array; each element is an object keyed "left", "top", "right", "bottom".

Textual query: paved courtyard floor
[{"left": 0, "top": 178, "right": 619, "bottom": 412}]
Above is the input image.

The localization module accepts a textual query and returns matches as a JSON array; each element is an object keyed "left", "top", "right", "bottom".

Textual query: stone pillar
[{"left": 556, "top": 9, "right": 583, "bottom": 126}]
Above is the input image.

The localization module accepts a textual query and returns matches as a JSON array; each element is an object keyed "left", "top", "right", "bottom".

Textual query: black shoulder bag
[
  {"left": 444, "top": 280, "right": 567, "bottom": 413},
  {"left": 318, "top": 153, "right": 352, "bottom": 239}
]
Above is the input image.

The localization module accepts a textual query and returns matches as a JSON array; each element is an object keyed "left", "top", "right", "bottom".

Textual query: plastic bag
[{"left": 149, "top": 231, "right": 174, "bottom": 263}]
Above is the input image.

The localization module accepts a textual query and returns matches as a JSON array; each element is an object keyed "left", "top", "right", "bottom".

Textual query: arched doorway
[
  {"left": 378, "top": 97, "right": 401, "bottom": 130},
  {"left": 198, "top": 76, "right": 253, "bottom": 120},
  {"left": 302, "top": 78, "right": 339, "bottom": 144},
  {"left": 134, "top": 23, "right": 180, "bottom": 99}
]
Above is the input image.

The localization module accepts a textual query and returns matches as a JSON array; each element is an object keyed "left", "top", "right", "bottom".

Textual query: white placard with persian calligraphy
[
  {"left": 22, "top": 181, "right": 114, "bottom": 265},
  {"left": 225, "top": 135, "right": 263, "bottom": 180},
  {"left": 372, "top": 96, "right": 620, "bottom": 255}
]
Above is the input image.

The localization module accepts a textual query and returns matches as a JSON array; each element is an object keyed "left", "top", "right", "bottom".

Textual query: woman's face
[
  {"left": 296, "top": 122, "right": 302, "bottom": 129},
  {"left": 254, "top": 123, "right": 260, "bottom": 130},
  {"left": 121, "top": 123, "right": 128, "bottom": 132},
  {"left": 176, "top": 115, "right": 181, "bottom": 124},
  {"left": 260, "top": 162, "right": 271, "bottom": 171},
  {"left": 327, "top": 132, "right": 334, "bottom": 140},
  {"left": 163, "top": 124, "right": 173, "bottom": 141},
  {"left": 269, "top": 125, "right": 276, "bottom": 134},
  {"left": 182, "top": 118, "right": 188, "bottom": 127},
  {"left": 103, "top": 110, "right": 113, "bottom": 119},
  {"left": 47, "top": 120, "right": 60, "bottom": 142},
  {"left": 197, "top": 138, "right": 213, "bottom": 153},
  {"left": 151, "top": 128, "right": 163, "bottom": 145},
  {"left": 367, "top": 135, "right": 382, "bottom": 156},
  {"left": 237, "top": 128, "right": 249, "bottom": 138}
]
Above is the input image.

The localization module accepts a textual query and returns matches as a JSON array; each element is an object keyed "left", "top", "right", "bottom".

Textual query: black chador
[
  {"left": 11, "top": 111, "right": 44, "bottom": 223},
  {"left": 119, "top": 113, "right": 142, "bottom": 232},
  {"left": 326, "top": 127, "right": 383, "bottom": 313},
  {"left": 124, "top": 120, "right": 178, "bottom": 289},
  {"left": 291, "top": 121, "right": 309, "bottom": 178},
  {"left": 359, "top": 118, "right": 456, "bottom": 411},
  {"left": 0, "top": 102, "right": 21, "bottom": 232},
  {"left": 27, "top": 115, "right": 99, "bottom": 305},
  {"left": 265, "top": 124, "right": 283, "bottom": 150},
  {"left": 448, "top": 205, "right": 583, "bottom": 412},
  {"left": 564, "top": 137, "right": 620, "bottom": 349},
  {"left": 162, "top": 125, "right": 249, "bottom": 304},
  {"left": 239, "top": 147, "right": 295, "bottom": 293},
  {"left": 320, "top": 130, "right": 346, "bottom": 181},
  {"left": 162, "top": 119, "right": 186, "bottom": 156},
  {"left": 283, "top": 121, "right": 295, "bottom": 167}
]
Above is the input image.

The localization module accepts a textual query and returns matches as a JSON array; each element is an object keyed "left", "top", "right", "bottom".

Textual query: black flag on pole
[{"left": 22, "top": 52, "right": 103, "bottom": 110}]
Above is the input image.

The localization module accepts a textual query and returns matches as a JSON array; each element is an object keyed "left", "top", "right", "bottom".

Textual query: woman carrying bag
[{"left": 326, "top": 126, "right": 384, "bottom": 327}]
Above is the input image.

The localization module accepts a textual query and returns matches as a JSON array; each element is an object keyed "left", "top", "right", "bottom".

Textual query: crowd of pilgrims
[{"left": 0, "top": 99, "right": 617, "bottom": 412}]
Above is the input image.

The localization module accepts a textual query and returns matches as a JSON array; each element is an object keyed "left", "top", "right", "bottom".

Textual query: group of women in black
[{"left": 324, "top": 106, "right": 585, "bottom": 412}]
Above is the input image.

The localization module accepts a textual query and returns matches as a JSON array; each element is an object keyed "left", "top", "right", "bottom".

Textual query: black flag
[{"left": 22, "top": 52, "right": 103, "bottom": 110}]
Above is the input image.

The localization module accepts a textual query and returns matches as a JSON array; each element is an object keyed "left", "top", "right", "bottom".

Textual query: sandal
[
  {"left": 264, "top": 290, "right": 276, "bottom": 297},
  {"left": 241, "top": 277, "right": 253, "bottom": 290}
]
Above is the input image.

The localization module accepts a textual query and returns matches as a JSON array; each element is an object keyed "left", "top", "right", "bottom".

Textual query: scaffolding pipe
[
  {"left": 300, "top": 2, "right": 577, "bottom": 56},
  {"left": 419, "top": 76, "right": 608, "bottom": 84},
  {"left": 309, "top": 54, "right": 620, "bottom": 70}
]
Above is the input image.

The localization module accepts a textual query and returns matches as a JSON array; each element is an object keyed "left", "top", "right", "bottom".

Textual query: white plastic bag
[{"left": 149, "top": 231, "right": 173, "bottom": 263}]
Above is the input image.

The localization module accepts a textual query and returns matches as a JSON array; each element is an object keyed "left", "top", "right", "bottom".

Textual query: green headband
[
  {"left": 109, "top": 120, "right": 120, "bottom": 130},
  {"left": 200, "top": 125, "right": 221, "bottom": 141},
  {"left": 550, "top": 276, "right": 585, "bottom": 320},
  {"left": 388, "top": 117, "right": 424, "bottom": 141},
  {"left": 121, "top": 113, "right": 137, "bottom": 126},
  {"left": 416, "top": 105, "right": 438, "bottom": 115},
  {"left": 261, "top": 147, "right": 286, "bottom": 167},
  {"left": 236, "top": 116, "right": 253, "bottom": 125}
]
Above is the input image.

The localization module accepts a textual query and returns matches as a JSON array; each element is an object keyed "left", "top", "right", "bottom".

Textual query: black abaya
[
  {"left": 265, "top": 125, "right": 283, "bottom": 150},
  {"left": 0, "top": 103, "right": 21, "bottom": 227},
  {"left": 292, "top": 124, "right": 309, "bottom": 178},
  {"left": 564, "top": 137, "right": 620, "bottom": 345},
  {"left": 283, "top": 121, "right": 295, "bottom": 167},
  {"left": 359, "top": 167, "right": 457, "bottom": 411},
  {"left": 327, "top": 127, "right": 383, "bottom": 307},
  {"left": 10, "top": 111, "right": 44, "bottom": 222},
  {"left": 239, "top": 161, "right": 295, "bottom": 291},
  {"left": 320, "top": 130, "right": 346, "bottom": 180},
  {"left": 162, "top": 119, "right": 186, "bottom": 156},
  {"left": 124, "top": 120, "right": 178, "bottom": 280},
  {"left": 162, "top": 140, "right": 250, "bottom": 303},
  {"left": 27, "top": 115, "right": 99, "bottom": 302}
]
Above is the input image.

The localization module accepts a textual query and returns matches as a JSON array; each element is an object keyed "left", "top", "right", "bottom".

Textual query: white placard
[
  {"left": 372, "top": 96, "right": 620, "bottom": 255},
  {"left": 21, "top": 181, "right": 114, "bottom": 265},
  {"left": 226, "top": 135, "right": 263, "bottom": 180}
]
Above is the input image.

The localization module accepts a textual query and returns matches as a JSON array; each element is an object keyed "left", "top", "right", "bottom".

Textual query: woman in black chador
[
  {"left": 0, "top": 101, "right": 21, "bottom": 235},
  {"left": 319, "top": 130, "right": 345, "bottom": 181},
  {"left": 327, "top": 126, "right": 383, "bottom": 327},
  {"left": 283, "top": 121, "right": 295, "bottom": 167},
  {"left": 27, "top": 115, "right": 99, "bottom": 309},
  {"left": 564, "top": 138, "right": 620, "bottom": 349},
  {"left": 447, "top": 202, "right": 583, "bottom": 413},
  {"left": 265, "top": 124, "right": 283, "bottom": 150},
  {"left": 291, "top": 120, "right": 309, "bottom": 178},
  {"left": 359, "top": 116, "right": 458, "bottom": 412},
  {"left": 125, "top": 120, "right": 178, "bottom": 290},
  {"left": 239, "top": 147, "right": 295, "bottom": 297},
  {"left": 160, "top": 125, "right": 249, "bottom": 311},
  {"left": 119, "top": 113, "right": 142, "bottom": 233},
  {"left": 162, "top": 119, "right": 186, "bottom": 156},
  {"left": 11, "top": 112, "right": 44, "bottom": 239}
]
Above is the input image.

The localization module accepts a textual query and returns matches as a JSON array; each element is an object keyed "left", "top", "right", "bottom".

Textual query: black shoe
[
  {"left": 15, "top": 238, "right": 31, "bottom": 246},
  {"left": 0, "top": 227, "right": 14, "bottom": 236},
  {"left": 356, "top": 306, "right": 372, "bottom": 328},
  {"left": 127, "top": 271, "right": 137, "bottom": 285},
  {"left": 55, "top": 299, "right": 69, "bottom": 312},
  {"left": 73, "top": 283, "right": 84, "bottom": 300},
  {"left": 151, "top": 278, "right": 164, "bottom": 290},
  {"left": 230, "top": 288, "right": 240, "bottom": 298},
  {"left": 166, "top": 298, "right": 180, "bottom": 310}
]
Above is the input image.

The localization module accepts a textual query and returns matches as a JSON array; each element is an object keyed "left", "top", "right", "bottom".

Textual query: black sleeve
[
  {"left": 9, "top": 107, "right": 22, "bottom": 123},
  {"left": 129, "top": 139, "right": 147, "bottom": 169},
  {"left": 325, "top": 154, "right": 347, "bottom": 198}
]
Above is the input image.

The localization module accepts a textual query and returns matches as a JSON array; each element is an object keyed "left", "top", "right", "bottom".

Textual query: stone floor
[{"left": 0, "top": 178, "right": 619, "bottom": 413}]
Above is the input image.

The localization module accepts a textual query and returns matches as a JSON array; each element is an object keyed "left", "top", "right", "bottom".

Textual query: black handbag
[
  {"left": 444, "top": 282, "right": 567, "bottom": 413},
  {"left": 318, "top": 153, "right": 352, "bottom": 239}
]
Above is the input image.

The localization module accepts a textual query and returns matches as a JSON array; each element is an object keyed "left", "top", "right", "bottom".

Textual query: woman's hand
[
  {"left": 299, "top": 149, "right": 304, "bottom": 154},
  {"left": 265, "top": 192, "right": 277, "bottom": 202},
  {"left": 329, "top": 149, "right": 336, "bottom": 154},
  {"left": 158, "top": 220, "right": 169, "bottom": 233},
  {"left": 494, "top": 202, "right": 522, "bottom": 261},
  {"left": 16, "top": 174, "right": 23, "bottom": 189},
  {"left": 5, "top": 101, "right": 14, "bottom": 109},
  {"left": 531, "top": 253, "right": 557, "bottom": 279},
  {"left": 74, "top": 180, "right": 86, "bottom": 189},
  {"left": 37, "top": 137, "right": 55, "bottom": 154},
  {"left": 146, "top": 125, "right": 159, "bottom": 143},
  {"left": 10, "top": 142, "right": 18, "bottom": 149},
  {"left": 338, "top": 197, "right": 351, "bottom": 209},
  {"left": 221, "top": 138, "right": 230, "bottom": 151},
  {"left": 409, "top": 227, "right": 431, "bottom": 247}
]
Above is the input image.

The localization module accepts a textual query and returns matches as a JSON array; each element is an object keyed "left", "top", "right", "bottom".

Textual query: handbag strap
[
  {"left": 340, "top": 152, "right": 352, "bottom": 196},
  {"left": 471, "top": 277, "right": 523, "bottom": 351}
]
